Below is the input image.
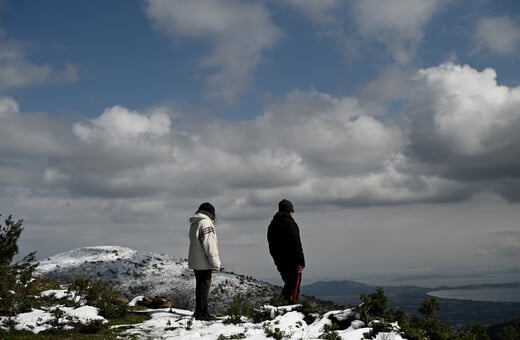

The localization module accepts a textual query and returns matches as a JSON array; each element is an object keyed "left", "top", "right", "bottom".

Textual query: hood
[{"left": 189, "top": 212, "right": 211, "bottom": 224}]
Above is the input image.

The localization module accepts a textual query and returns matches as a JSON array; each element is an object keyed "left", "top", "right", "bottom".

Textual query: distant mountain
[{"left": 36, "top": 245, "right": 278, "bottom": 313}]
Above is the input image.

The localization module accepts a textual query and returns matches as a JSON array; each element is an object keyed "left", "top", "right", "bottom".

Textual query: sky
[{"left": 1, "top": 0, "right": 520, "bottom": 285}]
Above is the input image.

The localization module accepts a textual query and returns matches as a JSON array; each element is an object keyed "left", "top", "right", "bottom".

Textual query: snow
[
  {"left": 3, "top": 305, "right": 107, "bottom": 334},
  {"left": 3, "top": 303, "right": 407, "bottom": 339},
  {"left": 114, "top": 306, "right": 407, "bottom": 339}
]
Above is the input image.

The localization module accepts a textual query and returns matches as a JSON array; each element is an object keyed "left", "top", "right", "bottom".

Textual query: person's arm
[
  {"left": 287, "top": 219, "right": 305, "bottom": 268},
  {"left": 199, "top": 220, "right": 221, "bottom": 269}
]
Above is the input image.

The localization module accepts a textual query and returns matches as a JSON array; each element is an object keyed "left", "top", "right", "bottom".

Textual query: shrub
[
  {"left": 498, "top": 323, "right": 520, "bottom": 340},
  {"left": 264, "top": 326, "right": 286, "bottom": 339},
  {"left": 268, "top": 293, "right": 288, "bottom": 306},
  {"left": 320, "top": 323, "right": 342, "bottom": 339},
  {"left": 451, "top": 323, "right": 490, "bottom": 340},
  {"left": 360, "top": 287, "right": 388, "bottom": 322},
  {"left": 225, "top": 293, "right": 253, "bottom": 324},
  {"left": 68, "top": 277, "right": 128, "bottom": 319},
  {"left": 0, "top": 214, "right": 38, "bottom": 316},
  {"left": 418, "top": 298, "right": 441, "bottom": 318}
]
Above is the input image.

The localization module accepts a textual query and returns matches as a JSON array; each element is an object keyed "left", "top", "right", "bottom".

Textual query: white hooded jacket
[{"left": 188, "top": 212, "right": 221, "bottom": 270}]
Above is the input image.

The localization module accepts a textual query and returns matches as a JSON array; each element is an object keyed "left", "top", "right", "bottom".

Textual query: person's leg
[
  {"left": 280, "top": 269, "right": 301, "bottom": 303},
  {"left": 194, "top": 270, "right": 202, "bottom": 319},
  {"left": 194, "top": 269, "right": 212, "bottom": 320}
]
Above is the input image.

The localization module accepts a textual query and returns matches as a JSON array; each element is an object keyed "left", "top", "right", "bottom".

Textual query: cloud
[
  {"left": 285, "top": 0, "right": 445, "bottom": 65},
  {"left": 351, "top": 0, "right": 444, "bottom": 64},
  {"left": 0, "top": 41, "right": 79, "bottom": 91},
  {"left": 73, "top": 105, "right": 171, "bottom": 144},
  {"left": 143, "top": 0, "right": 281, "bottom": 102},
  {"left": 2, "top": 62, "right": 519, "bottom": 220},
  {"left": 478, "top": 231, "right": 520, "bottom": 257},
  {"left": 5, "top": 60, "right": 519, "bottom": 215},
  {"left": 0, "top": 95, "right": 18, "bottom": 116},
  {"left": 0, "top": 96, "right": 71, "bottom": 158},
  {"left": 406, "top": 63, "right": 520, "bottom": 200},
  {"left": 408, "top": 63, "right": 520, "bottom": 158},
  {"left": 474, "top": 16, "right": 520, "bottom": 56}
]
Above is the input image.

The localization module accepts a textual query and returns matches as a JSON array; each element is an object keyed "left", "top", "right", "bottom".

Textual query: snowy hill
[{"left": 36, "top": 245, "right": 278, "bottom": 313}]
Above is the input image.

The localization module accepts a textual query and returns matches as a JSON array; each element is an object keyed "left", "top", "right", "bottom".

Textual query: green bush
[
  {"left": 264, "top": 326, "right": 287, "bottom": 339},
  {"left": 225, "top": 293, "right": 253, "bottom": 324},
  {"left": 451, "top": 323, "right": 490, "bottom": 340},
  {"left": 498, "top": 322, "right": 520, "bottom": 340},
  {"left": 360, "top": 287, "right": 387, "bottom": 322},
  {"left": 0, "top": 214, "right": 38, "bottom": 316},
  {"left": 418, "top": 298, "right": 441, "bottom": 318},
  {"left": 68, "top": 277, "right": 128, "bottom": 319},
  {"left": 320, "top": 323, "right": 342, "bottom": 339},
  {"left": 268, "top": 293, "right": 288, "bottom": 306}
]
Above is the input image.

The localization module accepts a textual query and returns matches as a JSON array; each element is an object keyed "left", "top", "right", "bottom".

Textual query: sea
[{"left": 427, "top": 287, "right": 520, "bottom": 303}]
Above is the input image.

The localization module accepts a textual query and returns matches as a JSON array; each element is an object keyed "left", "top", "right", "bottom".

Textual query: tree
[
  {"left": 419, "top": 298, "right": 441, "bottom": 318},
  {"left": 498, "top": 323, "right": 520, "bottom": 340},
  {"left": 0, "top": 214, "right": 38, "bottom": 316},
  {"left": 360, "top": 287, "right": 388, "bottom": 320}
]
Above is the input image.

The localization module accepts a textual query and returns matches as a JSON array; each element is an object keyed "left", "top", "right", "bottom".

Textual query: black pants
[
  {"left": 280, "top": 269, "right": 302, "bottom": 303},
  {"left": 194, "top": 269, "right": 212, "bottom": 320}
]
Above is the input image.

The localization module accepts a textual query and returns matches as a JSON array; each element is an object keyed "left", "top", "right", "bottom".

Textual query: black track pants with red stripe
[{"left": 280, "top": 269, "right": 302, "bottom": 303}]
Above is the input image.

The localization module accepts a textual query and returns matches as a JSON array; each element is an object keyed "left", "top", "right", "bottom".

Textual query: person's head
[
  {"left": 278, "top": 199, "right": 294, "bottom": 214},
  {"left": 197, "top": 202, "right": 216, "bottom": 221}
]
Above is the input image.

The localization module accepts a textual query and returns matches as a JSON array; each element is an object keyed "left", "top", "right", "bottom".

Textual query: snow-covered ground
[
  {"left": 4, "top": 294, "right": 405, "bottom": 339},
  {"left": 1, "top": 288, "right": 106, "bottom": 334},
  {"left": 117, "top": 305, "right": 405, "bottom": 340}
]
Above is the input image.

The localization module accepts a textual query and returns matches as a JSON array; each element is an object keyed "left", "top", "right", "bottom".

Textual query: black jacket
[{"left": 267, "top": 212, "right": 305, "bottom": 271}]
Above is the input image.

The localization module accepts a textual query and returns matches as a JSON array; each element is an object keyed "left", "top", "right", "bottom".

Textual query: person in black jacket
[{"left": 267, "top": 199, "right": 305, "bottom": 303}]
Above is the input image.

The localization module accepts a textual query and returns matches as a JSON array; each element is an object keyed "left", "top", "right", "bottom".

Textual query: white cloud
[
  {"left": 0, "top": 88, "right": 402, "bottom": 209},
  {"left": 351, "top": 0, "right": 444, "bottom": 63},
  {"left": 474, "top": 16, "right": 520, "bottom": 55},
  {"left": 144, "top": 0, "right": 282, "bottom": 102},
  {"left": 411, "top": 63, "right": 520, "bottom": 157},
  {"left": 0, "top": 41, "right": 79, "bottom": 90},
  {"left": 0, "top": 95, "right": 18, "bottom": 116},
  {"left": 73, "top": 105, "right": 171, "bottom": 144}
]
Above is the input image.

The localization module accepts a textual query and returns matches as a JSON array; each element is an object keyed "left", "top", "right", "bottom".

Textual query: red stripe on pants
[{"left": 290, "top": 272, "right": 302, "bottom": 302}]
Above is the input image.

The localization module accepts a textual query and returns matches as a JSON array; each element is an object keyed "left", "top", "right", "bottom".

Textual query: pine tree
[{"left": 0, "top": 214, "right": 38, "bottom": 316}]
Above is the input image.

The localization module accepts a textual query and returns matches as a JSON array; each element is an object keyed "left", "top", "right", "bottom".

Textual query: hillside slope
[{"left": 36, "top": 245, "right": 278, "bottom": 313}]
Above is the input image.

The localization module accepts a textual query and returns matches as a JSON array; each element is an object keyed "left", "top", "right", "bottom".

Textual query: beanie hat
[
  {"left": 278, "top": 199, "right": 294, "bottom": 213},
  {"left": 197, "top": 202, "right": 216, "bottom": 221}
]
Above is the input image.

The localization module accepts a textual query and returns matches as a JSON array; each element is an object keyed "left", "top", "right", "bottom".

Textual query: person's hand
[{"left": 297, "top": 265, "right": 304, "bottom": 273}]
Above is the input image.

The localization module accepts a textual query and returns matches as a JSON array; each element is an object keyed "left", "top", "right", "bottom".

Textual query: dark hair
[
  {"left": 197, "top": 202, "right": 216, "bottom": 221},
  {"left": 278, "top": 199, "right": 294, "bottom": 213}
]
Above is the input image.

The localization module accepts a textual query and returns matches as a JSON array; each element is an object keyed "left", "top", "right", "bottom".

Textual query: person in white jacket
[{"left": 188, "top": 202, "right": 221, "bottom": 320}]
